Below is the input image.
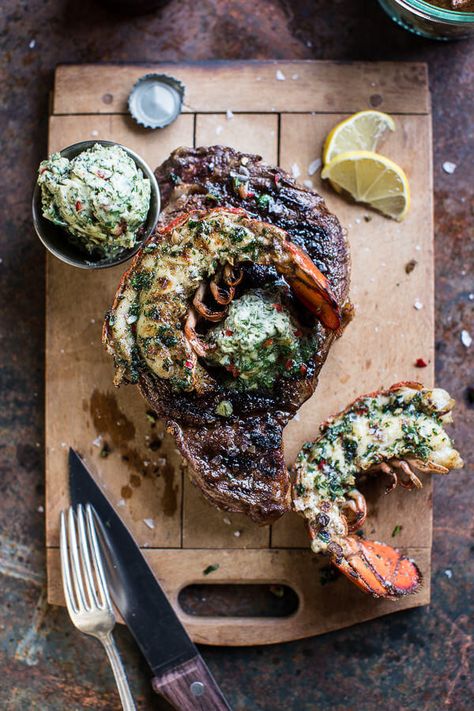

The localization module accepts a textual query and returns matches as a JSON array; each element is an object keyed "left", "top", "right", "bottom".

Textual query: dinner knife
[{"left": 69, "top": 448, "right": 232, "bottom": 711}]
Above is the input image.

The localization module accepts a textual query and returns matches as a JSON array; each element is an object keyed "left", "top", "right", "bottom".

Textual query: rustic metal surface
[{"left": 0, "top": 1, "right": 472, "bottom": 709}]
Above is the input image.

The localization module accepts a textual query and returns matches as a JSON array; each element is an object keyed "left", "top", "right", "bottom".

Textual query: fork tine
[
  {"left": 60, "top": 510, "right": 78, "bottom": 615},
  {"left": 77, "top": 504, "right": 100, "bottom": 610},
  {"left": 86, "top": 504, "right": 112, "bottom": 610},
  {"left": 67, "top": 507, "right": 88, "bottom": 611}
]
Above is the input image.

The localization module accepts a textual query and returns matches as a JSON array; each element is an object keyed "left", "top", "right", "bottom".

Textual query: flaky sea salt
[
  {"left": 117, "top": 499, "right": 126, "bottom": 508},
  {"left": 92, "top": 435, "right": 103, "bottom": 448},
  {"left": 461, "top": 329, "right": 472, "bottom": 348},
  {"left": 226, "top": 109, "right": 234, "bottom": 120},
  {"left": 308, "top": 158, "right": 321, "bottom": 176},
  {"left": 144, "top": 518, "right": 155, "bottom": 530},
  {"left": 442, "top": 161, "right": 456, "bottom": 174},
  {"left": 276, "top": 70, "right": 286, "bottom": 81},
  {"left": 291, "top": 163, "right": 301, "bottom": 179},
  {"left": 444, "top": 569, "right": 453, "bottom": 579},
  {"left": 414, "top": 300, "right": 423, "bottom": 310},
  {"left": 29, "top": 39, "right": 36, "bottom": 49}
]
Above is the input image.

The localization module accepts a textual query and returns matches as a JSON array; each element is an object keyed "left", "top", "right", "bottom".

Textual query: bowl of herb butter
[{"left": 32, "top": 140, "right": 160, "bottom": 269}]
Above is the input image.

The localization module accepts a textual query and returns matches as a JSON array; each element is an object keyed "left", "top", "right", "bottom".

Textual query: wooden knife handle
[{"left": 152, "top": 655, "right": 232, "bottom": 710}]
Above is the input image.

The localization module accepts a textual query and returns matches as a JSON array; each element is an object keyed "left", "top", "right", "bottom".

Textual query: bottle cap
[{"left": 128, "top": 73, "right": 185, "bottom": 129}]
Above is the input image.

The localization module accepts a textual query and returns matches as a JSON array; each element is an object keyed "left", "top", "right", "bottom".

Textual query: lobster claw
[{"left": 329, "top": 536, "right": 422, "bottom": 599}]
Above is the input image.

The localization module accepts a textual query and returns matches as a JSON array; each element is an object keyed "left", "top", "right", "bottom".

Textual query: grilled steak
[{"left": 104, "top": 146, "right": 351, "bottom": 524}]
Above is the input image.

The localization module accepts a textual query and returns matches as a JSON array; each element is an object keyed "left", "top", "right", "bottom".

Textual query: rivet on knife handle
[{"left": 152, "top": 655, "right": 232, "bottom": 710}]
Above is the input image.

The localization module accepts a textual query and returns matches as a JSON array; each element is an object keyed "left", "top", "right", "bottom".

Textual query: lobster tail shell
[{"left": 331, "top": 536, "right": 422, "bottom": 599}]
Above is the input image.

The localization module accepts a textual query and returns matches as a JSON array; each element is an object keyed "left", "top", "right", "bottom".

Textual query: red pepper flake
[
  {"left": 317, "top": 459, "right": 327, "bottom": 470},
  {"left": 39, "top": 167, "right": 47, "bottom": 174},
  {"left": 285, "top": 359, "right": 294, "bottom": 370},
  {"left": 273, "top": 303, "right": 283, "bottom": 312},
  {"left": 225, "top": 329, "right": 233, "bottom": 337},
  {"left": 300, "top": 364, "right": 307, "bottom": 375},
  {"left": 294, "top": 330, "right": 303, "bottom": 338},
  {"left": 415, "top": 357, "right": 428, "bottom": 368},
  {"left": 246, "top": 191, "right": 255, "bottom": 198},
  {"left": 263, "top": 338, "right": 273, "bottom": 348},
  {"left": 184, "top": 360, "right": 194, "bottom": 370},
  {"left": 226, "top": 364, "right": 240, "bottom": 378},
  {"left": 75, "top": 200, "right": 83, "bottom": 211},
  {"left": 273, "top": 174, "right": 281, "bottom": 186}
]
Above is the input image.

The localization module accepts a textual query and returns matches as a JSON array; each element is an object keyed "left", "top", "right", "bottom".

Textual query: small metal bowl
[{"left": 32, "top": 139, "right": 160, "bottom": 269}]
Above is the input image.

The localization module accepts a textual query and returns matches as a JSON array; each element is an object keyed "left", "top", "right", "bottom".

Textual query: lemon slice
[
  {"left": 321, "top": 150, "right": 410, "bottom": 221},
  {"left": 323, "top": 110, "right": 396, "bottom": 165}
]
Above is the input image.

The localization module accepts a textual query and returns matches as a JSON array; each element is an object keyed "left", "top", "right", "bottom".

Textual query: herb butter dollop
[
  {"left": 205, "top": 289, "right": 315, "bottom": 390},
  {"left": 37, "top": 143, "right": 151, "bottom": 257}
]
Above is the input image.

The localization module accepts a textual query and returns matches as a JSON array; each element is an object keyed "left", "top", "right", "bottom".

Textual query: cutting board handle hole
[{"left": 178, "top": 583, "right": 299, "bottom": 618}]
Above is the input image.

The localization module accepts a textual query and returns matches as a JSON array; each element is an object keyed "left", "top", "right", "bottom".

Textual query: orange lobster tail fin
[
  {"left": 331, "top": 537, "right": 422, "bottom": 599},
  {"left": 282, "top": 241, "right": 342, "bottom": 331}
]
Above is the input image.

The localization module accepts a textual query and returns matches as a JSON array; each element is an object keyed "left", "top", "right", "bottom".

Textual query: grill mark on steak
[
  {"left": 169, "top": 414, "right": 290, "bottom": 523},
  {"left": 109, "top": 146, "right": 350, "bottom": 524}
]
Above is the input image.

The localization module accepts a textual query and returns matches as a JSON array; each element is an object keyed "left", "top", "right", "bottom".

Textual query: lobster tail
[{"left": 330, "top": 536, "right": 422, "bottom": 599}]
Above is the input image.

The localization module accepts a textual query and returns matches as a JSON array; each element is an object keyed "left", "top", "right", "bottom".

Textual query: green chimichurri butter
[
  {"left": 204, "top": 289, "right": 315, "bottom": 390},
  {"left": 37, "top": 143, "right": 151, "bottom": 257}
]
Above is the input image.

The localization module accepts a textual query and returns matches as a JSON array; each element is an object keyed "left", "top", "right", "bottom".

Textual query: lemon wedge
[
  {"left": 323, "top": 110, "right": 396, "bottom": 165},
  {"left": 321, "top": 150, "right": 410, "bottom": 221}
]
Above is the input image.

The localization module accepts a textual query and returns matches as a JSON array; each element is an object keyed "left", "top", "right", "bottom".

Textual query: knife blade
[{"left": 69, "top": 448, "right": 231, "bottom": 711}]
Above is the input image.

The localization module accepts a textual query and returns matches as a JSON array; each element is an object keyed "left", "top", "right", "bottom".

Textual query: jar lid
[{"left": 128, "top": 73, "right": 185, "bottom": 129}]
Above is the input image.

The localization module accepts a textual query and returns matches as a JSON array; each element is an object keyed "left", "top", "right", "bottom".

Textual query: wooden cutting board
[{"left": 45, "top": 61, "right": 434, "bottom": 646}]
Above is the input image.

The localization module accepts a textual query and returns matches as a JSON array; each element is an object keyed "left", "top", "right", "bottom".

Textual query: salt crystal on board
[
  {"left": 308, "top": 158, "right": 321, "bottom": 176},
  {"left": 144, "top": 518, "right": 155, "bottom": 530},
  {"left": 29, "top": 39, "right": 36, "bottom": 49},
  {"left": 276, "top": 70, "right": 286, "bottom": 81},
  {"left": 226, "top": 109, "right": 234, "bottom": 120},
  {"left": 414, "top": 300, "right": 423, "bottom": 310},
  {"left": 291, "top": 163, "right": 301, "bottom": 179}
]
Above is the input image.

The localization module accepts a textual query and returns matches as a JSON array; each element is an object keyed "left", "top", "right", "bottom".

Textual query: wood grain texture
[
  {"left": 46, "top": 547, "right": 431, "bottom": 646},
  {"left": 46, "top": 61, "right": 434, "bottom": 646},
  {"left": 152, "top": 655, "right": 231, "bottom": 710},
  {"left": 53, "top": 61, "right": 430, "bottom": 115}
]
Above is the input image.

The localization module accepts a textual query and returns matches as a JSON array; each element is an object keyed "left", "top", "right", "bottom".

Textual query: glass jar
[{"left": 378, "top": 0, "right": 474, "bottom": 39}]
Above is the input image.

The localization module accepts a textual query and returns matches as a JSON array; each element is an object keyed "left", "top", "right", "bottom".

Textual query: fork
[{"left": 60, "top": 504, "right": 136, "bottom": 711}]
